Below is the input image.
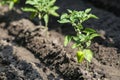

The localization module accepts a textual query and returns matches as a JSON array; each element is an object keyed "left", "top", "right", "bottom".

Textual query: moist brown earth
[{"left": 0, "top": 0, "right": 120, "bottom": 80}]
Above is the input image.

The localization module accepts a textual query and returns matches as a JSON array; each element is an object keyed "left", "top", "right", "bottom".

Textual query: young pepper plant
[
  {"left": 22, "top": 0, "right": 59, "bottom": 28},
  {"left": 0, "top": 0, "right": 19, "bottom": 9},
  {"left": 58, "top": 8, "right": 99, "bottom": 63}
]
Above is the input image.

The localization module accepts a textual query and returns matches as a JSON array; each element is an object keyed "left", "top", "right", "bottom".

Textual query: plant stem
[{"left": 86, "top": 62, "right": 89, "bottom": 71}]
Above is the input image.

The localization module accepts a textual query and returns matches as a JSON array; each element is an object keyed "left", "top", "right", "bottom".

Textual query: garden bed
[{"left": 0, "top": 0, "right": 120, "bottom": 80}]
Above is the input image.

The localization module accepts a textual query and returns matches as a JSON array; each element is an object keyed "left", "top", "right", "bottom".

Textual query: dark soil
[
  {"left": 84, "top": 0, "right": 120, "bottom": 16},
  {"left": 0, "top": 0, "right": 120, "bottom": 80}
]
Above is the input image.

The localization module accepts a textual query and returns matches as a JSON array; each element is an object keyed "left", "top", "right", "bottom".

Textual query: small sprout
[
  {"left": 58, "top": 8, "right": 99, "bottom": 63},
  {"left": 22, "top": 0, "right": 59, "bottom": 27},
  {"left": 0, "top": 0, "right": 19, "bottom": 9}
]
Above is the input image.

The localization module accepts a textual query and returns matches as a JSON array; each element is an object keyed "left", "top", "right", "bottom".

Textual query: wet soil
[{"left": 0, "top": 0, "right": 120, "bottom": 80}]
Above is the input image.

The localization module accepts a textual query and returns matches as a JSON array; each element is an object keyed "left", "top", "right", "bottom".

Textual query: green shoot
[
  {"left": 22, "top": 0, "right": 59, "bottom": 27},
  {"left": 0, "top": 0, "right": 19, "bottom": 9},
  {"left": 58, "top": 8, "right": 99, "bottom": 63}
]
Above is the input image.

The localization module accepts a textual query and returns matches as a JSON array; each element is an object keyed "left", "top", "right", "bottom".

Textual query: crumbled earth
[{"left": 0, "top": 0, "right": 120, "bottom": 80}]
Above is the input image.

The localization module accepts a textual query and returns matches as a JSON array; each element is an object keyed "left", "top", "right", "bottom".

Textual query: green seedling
[
  {"left": 58, "top": 8, "right": 99, "bottom": 63},
  {"left": 22, "top": 0, "right": 59, "bottom": 27},
  {"left": 0, "top": 0, "right": 19, "bottom": 9}
]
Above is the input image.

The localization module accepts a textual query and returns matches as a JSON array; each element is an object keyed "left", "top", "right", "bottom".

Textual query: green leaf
[
  {"left": 48, "top": 0, "right": 56, "bottom": 6},
  {"left": 58, "top": 19, "right": 70, "bottom": 23},
  {"left": 67, "top": 9, "right": 72, "bottom": 13},
  {"left": 30, "top": 12, "right": 37, "bottom": 19},
  {"left": 90, "top": 33, "right": 99, "bottom": 40},
  {"left": 22, "top": 7, "right": 37, "bottom": 12},
  {"left": 77, "top": 51, "right": 84, "bottom": 63},
  {"left": 83, "top": 28, "right": 96, "bottom": 34},
  {"left": 85, "top": 8, "right": 91, "bottom": 13},
  {"left": 26, "top": 0, "right": 36, "bottom": 5},
  {"left": 89, "top": 14, "right": 98, "bottom": 19},
  {"left": 83, "top": 49, "right": 93, "bottom": 62},
  {"left": 73, "top": 36, "right": 79, "bottom": 41},
  {"left": 49, "top": 6, "right": 59, "bottom": 17},
  {"left": 72, "top": 43, "right": 78, "bottom": 49},
  {"left": 78, "top": 34, "right": 86, "bottom": 42},
  {"left": 64, "top": 35, "right": 72, "bottom": 46},
  {"left": 86, "top": 41, "right": 91, "bottom": 47},
  {"left": 77, "top": 24, "right": 83, "bottom": 30},
  {"left": 60, "top": 13, "right": 68, "bottom": 19},
  {"left": 13, "top": 0, "right": 18, "bottom": 3}
]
